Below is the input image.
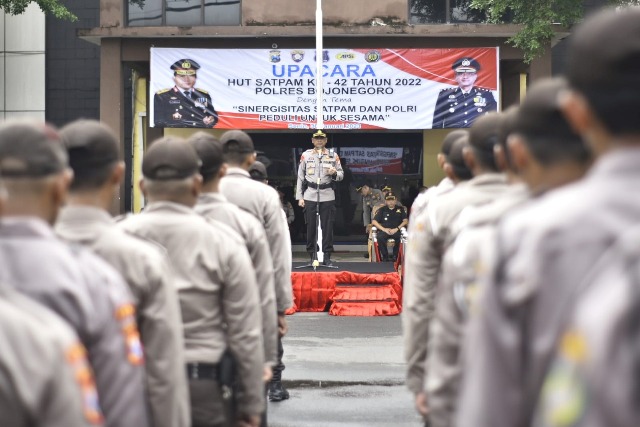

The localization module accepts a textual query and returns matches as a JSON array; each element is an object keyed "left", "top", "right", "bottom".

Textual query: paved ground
[{"left": 267, "top": 312, "right": 423, "bottom": 427}]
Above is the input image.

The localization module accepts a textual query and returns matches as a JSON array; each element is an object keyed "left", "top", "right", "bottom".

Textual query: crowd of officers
[
  {"left": 0, "top": 121, "right": 292, "bottom": 426},
  {"left": 403, "top": 8, "right": 640, "bottom": 427},
  {"left": 1, "top": 6, "right": 638, "bottom": 427}
]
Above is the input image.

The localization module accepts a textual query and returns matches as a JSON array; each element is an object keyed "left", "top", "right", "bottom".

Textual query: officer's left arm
[
  {"left": 399, "top": 209, "right": 409, "bottom": 229},
  {"left": 203, "top": 93, "right": 219, "bottom": 127},
  {"left": 332, "top": 154, "right": 344, "bottom": 181},
  {"left": 486, "top": 90, "right": 498, "bottom": 112}
]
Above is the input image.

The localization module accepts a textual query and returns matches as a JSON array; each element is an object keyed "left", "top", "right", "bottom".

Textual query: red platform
[{"left": 288, "top": 262, "right": 402, "bottom": 316}]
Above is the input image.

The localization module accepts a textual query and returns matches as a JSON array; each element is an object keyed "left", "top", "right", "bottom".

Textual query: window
[
  {"left": 127, "top": 0, "right": 241, "bottom": 27},
  {"left": 409, "top": 0, "right": 486, "bottom": 24}
]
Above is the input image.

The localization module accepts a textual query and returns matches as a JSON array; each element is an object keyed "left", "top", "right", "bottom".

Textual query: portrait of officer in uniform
[
  {"left": 153, "top": 59, "right": 219, "bottom": 128},
  {"left": 432, "top": 57, "right": 497, "bottom": 129}
]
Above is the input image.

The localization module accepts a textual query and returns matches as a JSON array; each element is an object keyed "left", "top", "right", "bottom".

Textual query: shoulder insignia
[
  {"left": 156, "top": 88, "right": 170, "bottom": 94},
  {"left": 195, "top": 88, "right": 209, "bottom": 94}
]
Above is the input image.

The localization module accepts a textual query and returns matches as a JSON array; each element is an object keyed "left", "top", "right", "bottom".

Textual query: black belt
[
  {"left": 186, "top": 362, "right": 218, "bottom": 380},
  {"left": 307, "top": 181, "right": 332, "bottom": 190}
]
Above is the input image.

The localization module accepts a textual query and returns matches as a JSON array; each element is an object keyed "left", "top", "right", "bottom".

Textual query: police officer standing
[
  {"left": 295, "top": 130, "right": 344, "bottom": 265},
  {"left": 154, "top": 58, "right": 219, "bottom": 128},
  {"left": 356, "top": 183, "right": 384, "bottom": 232},
  {"left": 371, "top": 192, "right": 408, "bottom": 262},
  {"left": 119, "top": 137, "right": 265, "bottom": 427},
  {"left": 0, "top": 120, "right": 149, "bottom": 427},
  {"left": 432, "top": 57, "right": 497, "bottom": 129},
  {"left": 55, "top": 119, "right": 190, "bottom": 427}
]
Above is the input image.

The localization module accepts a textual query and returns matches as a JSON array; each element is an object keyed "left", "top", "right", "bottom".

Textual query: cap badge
[
  {"left": 462, "top": 59, "right": 471, "bottom": 67},
  {"left": 181, "top": 61, "right": 192, "bottom": 69}
]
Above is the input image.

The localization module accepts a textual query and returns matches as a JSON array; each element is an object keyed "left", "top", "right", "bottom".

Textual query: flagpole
[{"left": 315, "top": 0, "right": 323, "bottom": 130}]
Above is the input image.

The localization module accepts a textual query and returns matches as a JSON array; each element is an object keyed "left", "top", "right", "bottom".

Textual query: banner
[
  {"left": 340, "top": 147, "right": 403, "bottom": 174},
  {"left": 150, "top": 47, "right": 499, "bottom": 130}
]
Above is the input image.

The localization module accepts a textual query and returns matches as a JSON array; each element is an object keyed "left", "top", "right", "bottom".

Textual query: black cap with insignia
[
  {"left": 312, "top": 130, "right": 327, "bottom": 139},
  {"left": 385, "top": 191, "right": 397, "bottom": 200},
  {"left": 170, "top": 59, "right": 200, "bottom": 76},
  {"left": 0, "top": 120, "right": 67, "bottom": 178},
  {"left": 187, "top": 132, "right": 224, "bottom": 180},
  {"left": 60, "top": 119, "right": 120, "bottom": 175},
  {"left": 220, "top": 130, "right": 255, "bottom": 154},
  {"left": 142, "top": 137, "right": 201, "bottom": 180},
  {"left": 452, "top": 57, "right": 480, "bottom": 73}
]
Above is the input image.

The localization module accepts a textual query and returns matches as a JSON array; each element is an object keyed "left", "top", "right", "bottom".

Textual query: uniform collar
[
  {"left": 55, "top": 206, "right": 113, "bottom": 242},
  {"left": 143, "top": 201, "right": 195, "bottom": 215},
  {"left": 224, "top": 166, "right": 250, "bottom": 178},
  {"left": 0, "top": 216, "right": 55, "bottom": 239},
  {"left": 197, "top": 192, "right": 228, "bottom": 205}
]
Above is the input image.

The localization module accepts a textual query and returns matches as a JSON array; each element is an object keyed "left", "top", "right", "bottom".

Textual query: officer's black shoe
[
  {"left": 268, "top": 381, "right": 290, "bottom": 402},
  {"left": 323, "top": 254, "right": 333, "bottom": 266},
  {"left": 309, "top": 253, "right": 315, "bottom": 263}
]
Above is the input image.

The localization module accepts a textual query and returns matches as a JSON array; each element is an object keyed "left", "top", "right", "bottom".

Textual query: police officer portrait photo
[
  {"left": 153, "top": 58, "right": 219, "bottom": 128},
  {"left": 431, "top": 56, "right": 497, "bottom": 129}
]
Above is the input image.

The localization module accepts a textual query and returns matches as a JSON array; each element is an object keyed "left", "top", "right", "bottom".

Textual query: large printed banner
[
  {"left": 150, "top": 47, "right": 499, "bottom": 130},
  {"left": 340, "top": 147, "right": 403, "bottom": 174}
]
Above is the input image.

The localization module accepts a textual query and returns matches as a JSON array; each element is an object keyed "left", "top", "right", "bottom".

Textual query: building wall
[
  {"left": 0, "top": 4, "right": 45, "bottom": 120},
  {"left": 45, "top": 0, "right": 101, "bottom": 127}
]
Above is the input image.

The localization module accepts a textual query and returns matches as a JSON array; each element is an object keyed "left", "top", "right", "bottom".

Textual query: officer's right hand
[
  {"left": 298, "top": 199, "right": 305, "bottom": 208},
  {"left": 237, "top": 414, "right": 261, "bottom": 427},
  {"left": 366, "top": 224, "right": 373, "bottom": 234},
  {"left": 415, "top": 391, "right": 429, "bottom": 419}
]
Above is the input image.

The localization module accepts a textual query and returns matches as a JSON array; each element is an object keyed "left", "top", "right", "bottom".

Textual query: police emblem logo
[
  {"left": 269, "top": 49, "right": 281, "bottom": 63},
  {"left": 365, "top": 50, "right": 381, "bottom": 63},
  {"left": 291, "top": 50, "right": 305, "bottom": 63},
  {"left": 461, "top": 59, "right": 471, "bottom": 67},
  {"left": 181, "top": 61, "right": 192, "bottom": 69}
]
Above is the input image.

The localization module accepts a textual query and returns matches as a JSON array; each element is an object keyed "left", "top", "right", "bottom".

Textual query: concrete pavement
[{"left": 268, "top": 312, "right": 423, "bottom": 427}]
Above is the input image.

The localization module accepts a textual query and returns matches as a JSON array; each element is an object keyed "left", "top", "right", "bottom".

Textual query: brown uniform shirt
[
  {"left": 119, "top": 201, "right": 265, "bottom": 417},
  {"left": 56, "top": 205, "right": 190, "bottom": 427}
]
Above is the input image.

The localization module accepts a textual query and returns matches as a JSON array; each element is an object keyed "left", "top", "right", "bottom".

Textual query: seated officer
[{"left": 371, "top": 192, "right": 408, "bottom": 262}]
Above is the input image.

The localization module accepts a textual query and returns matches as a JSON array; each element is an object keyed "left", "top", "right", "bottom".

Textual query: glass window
[
  {"left": 127, "top": 0, "right": 240, "bottom": 26},
  {"left": 204, "top": 0, "right": 241, "bottom": 25},
  {"left": 128, "top": 0, "right": 163, "bottom": 26},
  {"left": 409, "top": 0, "right": 486, "bottom": 24}
]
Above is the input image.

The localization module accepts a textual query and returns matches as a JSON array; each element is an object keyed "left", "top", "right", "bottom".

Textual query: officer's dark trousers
[
  {"left": 377, "top": 230, "right": 401, "bottom": 261},
  {"left": 271, "top": 335, "right": 286, "bottom": 382},
  {"left": 189, "top": 378, "right": 227, "bottom": 427},
  {"left": 304, "top": 200, "right": 336, "bottom": 255}
]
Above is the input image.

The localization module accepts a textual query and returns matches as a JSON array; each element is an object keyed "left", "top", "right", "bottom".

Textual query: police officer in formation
[
  {"left": 371, "top": 191, "right": 407, "bottom": 262},
  {"left": 431, "top": 57, "right": 497, "bottom": 129},
  {"left": 154, "top": 58, "right": 219, "bottom": 128},
  {"left": 119, "top": 137, "right": 265, "bottom": 427},
  {"left": 54, "top": 119, "right": 190, "bottom": 427},
  {"left": 295, "top": 130, "right": 344, "bottom": 265},
  {"left": 189, "top": 132, "right": 279, "bottom": 426},
  {"left": 426, "top": 78, "right": 591, "bottom": 427},
  {"left": 403, "top": 112, "right": 509, "bottom": 423},
  {"left": 0, "top": 120, "right": 149, "bottom": 427},
  {"left": 219, "top": 130, "right": 294, "bottom": 403}
]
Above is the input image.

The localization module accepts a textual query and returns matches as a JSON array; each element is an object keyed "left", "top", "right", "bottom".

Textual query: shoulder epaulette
[
  {"left": 156, "top": 88, "right": 170, "bottom": 94},
  {"left": 195, "top": 88, "right": 209, "bottom": 94}
]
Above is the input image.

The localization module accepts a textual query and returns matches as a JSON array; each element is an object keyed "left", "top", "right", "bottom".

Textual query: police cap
[
  {"left": 248, "top": 160, "right": 268, "bottom": 181},
  {"left": 381, "top": 185, "right": 392, "bottom": 192},
  {"left": 187, "top": 132, "right": 223, "bottom": 179},
  {"left": 142, "top": 137, "right": 201, "bottom": 180},
  {"left": 385, "top": 191, "right": 397, "bottom": 200},
  {"left": 220, "top": 130, "right": 255, "bottom": 154},
  {"left": 0, "top": 120, "right": 67, "bottom": 178},
  {"left": 60, "top": 120, "right": 120, "bottom": 174},
  {"left": 514, "top": 78, "right": 580, "bottom": 142},
  {"left": 312, "top": 130, "right": 327, "bottom": 139},
  {"left": 452, "top": 57, "right": 480, "bottom": 73},
  {"left": 355, "top": 184, "right": 367, "bottom": 193},
  {"left": 170, "top": 59, "right": 200, "bottom": 76}
]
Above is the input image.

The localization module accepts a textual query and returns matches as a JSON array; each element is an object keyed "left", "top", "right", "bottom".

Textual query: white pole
[{"left": 315, "top": 0, "right": 323, "bottom": 130}]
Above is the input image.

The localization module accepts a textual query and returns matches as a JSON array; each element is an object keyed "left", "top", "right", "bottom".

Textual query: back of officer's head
[
  {"left": 496, "top": 106, "right": 519, "bottom": 171},
  {"left": 187, "top": 132, "right": 224, "bottom": 184},
  {"left": 513, "top": 77, "right": 590, "bottom": 166},
  {"left": 441, "top": 130, "right": 467, "bottom": 158},
  {"left": 60, "top": 119, "right": 121, "bottom": 191},
  {"left": 0, "top": 120, "right": 70, "bottom": 223},
  {"left": 447, "top": 135, "right": 473, "bottom": 181},
  {"left": 468, "top": 113, "right": 501, "bottom": 172},
  {"left": 220, "top": 130, "right": 255, "bottom": 167},
  {"left": 565, "top": 7, "right": 640, "bottom": 136},
  {"left": 142, "top": 136, "right": 202, "bottom": 204}
]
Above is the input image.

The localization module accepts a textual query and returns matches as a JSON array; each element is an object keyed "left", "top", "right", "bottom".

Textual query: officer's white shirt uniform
[{"left": 55, "top": 205, "right": 190, "bottom": 427}]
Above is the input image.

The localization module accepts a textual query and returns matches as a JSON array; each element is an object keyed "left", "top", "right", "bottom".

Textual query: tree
[
  {"left": 470, "top": 0, "right": 640, "bottom": 63},
  {"left": 0, "top": 0, "right": 77, "bottom": 21}
]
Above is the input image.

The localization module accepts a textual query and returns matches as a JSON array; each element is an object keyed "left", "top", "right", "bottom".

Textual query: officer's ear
[
  {"left": 437, "top": 153, "right": 446, "bottom": 169},
  {"left": 218, "top": 163, "right": 228, "bottom": 179},
  {"left": 462, "top": 146, "right": 476, "bottom": 171},
  {"left": 558, "top": 89, "right": 611, "bottom": 155},
  {"left": 139, "top": 178, "right": 147, "bottom": 198},
  {"left": 443, "top": 162, "right": 456, "bottom": 180},
  {"left": 493, "top": 144, "right": 508, "bottom": 172},
  {"left": 507, "top": 134, "right": 530, "bottom": 172},
  {"left": 191, "top": 173, "right": 203, "bottom": 198},
  {"left": 109, "top": 161, "right": 126, "bottom": 187}
]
